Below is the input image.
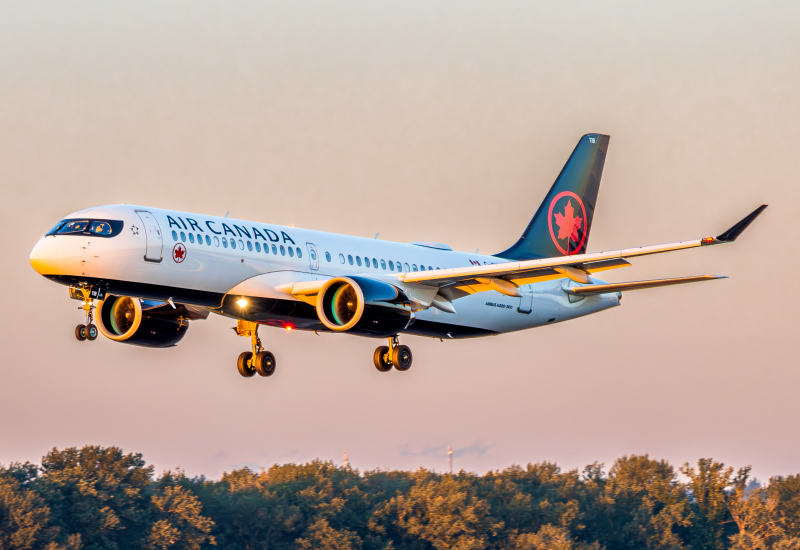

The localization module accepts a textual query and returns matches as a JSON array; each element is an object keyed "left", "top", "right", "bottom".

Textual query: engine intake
[
  {"left": 96, "top": 295, "right": 195, "bottom": 348},
  {"left": 316, "top": 277, "right": 411, "bottom": 336}
]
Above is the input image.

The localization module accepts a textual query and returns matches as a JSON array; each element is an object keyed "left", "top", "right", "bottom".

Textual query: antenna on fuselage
[
  {"left": 475, "top": 248, "right": 479, "bottom": 254},
  {"left": 374, "top": 233, "right": 379, "bottom": 240},
  {"left": 224, "top": 211, "right": 229, "bottom": 218}
]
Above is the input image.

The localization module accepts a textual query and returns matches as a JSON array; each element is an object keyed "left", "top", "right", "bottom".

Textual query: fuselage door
[
  {"left": 136, "top": 211, "right": 163, "bottom": 263},
  {"left": 306, "top": 243, "right": 319, "bottom": 270}
]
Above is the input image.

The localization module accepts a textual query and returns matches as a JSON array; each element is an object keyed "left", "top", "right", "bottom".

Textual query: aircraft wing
[{"left": 402, "top": 205, "right": 767, "bottom": 299}]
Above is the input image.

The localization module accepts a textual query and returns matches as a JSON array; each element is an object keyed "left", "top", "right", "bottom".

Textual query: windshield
[{"left": 46, "top": 218, "right": 124, "bottom": 238}]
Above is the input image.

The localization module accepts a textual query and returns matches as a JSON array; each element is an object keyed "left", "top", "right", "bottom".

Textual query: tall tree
[
  {"left": 680, "top": 459, "right": 736, "bottom": 550},
  {"left": 35, "top": 446, "right": 153, "bottom": 550}
]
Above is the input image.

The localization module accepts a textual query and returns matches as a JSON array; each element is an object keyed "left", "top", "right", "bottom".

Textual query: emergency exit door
[
  {"left": 306, "top": 243, "right": 320, "bottom": 270},
  {"left": 136, "top": 211, "right": 163, "bottom": 262}
]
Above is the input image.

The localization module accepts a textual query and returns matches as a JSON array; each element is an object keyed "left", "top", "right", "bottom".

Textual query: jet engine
[
  {"left": 316, "top": 276, "right": 411, "bottom": 337},
  {"left": 96, "top": 295, "right": 207, "bottom": 348}
]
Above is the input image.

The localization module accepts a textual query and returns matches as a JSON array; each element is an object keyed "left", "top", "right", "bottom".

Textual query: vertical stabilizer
[{"left": 495, "top": 134, "right": 609, "bottom": 260}]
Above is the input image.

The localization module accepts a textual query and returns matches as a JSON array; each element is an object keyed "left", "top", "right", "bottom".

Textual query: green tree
[
  {"left": 0, "top": 464, "right": 64, "bottom": 550},
  {"left": 769, "top": 476, "right": 800, "bottom": 538},
  {"left": 370, "top": 470, "right": 500, "bottom": 550},
  {"left": 680, "top": 459, "right": 736, "bottom": 550},
  {"left": 147, "top": 475, "right": 215, "bottom": 550},
  {"left": 587, "top": 455, "right": 691, "bottom": 550},
  {"left": 35, "top": 446, "right": 153, "bottom": 550},
  {"left": 296, "top": 518, "right": 363, "bottom": 550}
]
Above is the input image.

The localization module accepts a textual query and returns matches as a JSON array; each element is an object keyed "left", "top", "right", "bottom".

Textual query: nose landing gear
[
  {"left": 373, "top": 336, "right": 413, "bottom": 372},
  {"left": 72, "top": 286, "right": 98, "bottom": 342},
  {"left": 234, "top": 320, "right": 276, "bottom": 378}
]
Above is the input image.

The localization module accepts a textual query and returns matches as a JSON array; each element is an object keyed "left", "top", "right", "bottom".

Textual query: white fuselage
[{"left": 30, "top": 205, "right": 619, "bottom": 339}]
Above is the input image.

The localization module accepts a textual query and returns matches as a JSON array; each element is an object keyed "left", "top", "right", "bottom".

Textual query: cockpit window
[
  {"left": 47, "top": 218, "right": 123, "bottom": 238},
  {"left": 89, "top": 221, "right": 112, "bottom": 235},
  {"left": 58, "top": 220, "right": 89, "bottom": 234}
]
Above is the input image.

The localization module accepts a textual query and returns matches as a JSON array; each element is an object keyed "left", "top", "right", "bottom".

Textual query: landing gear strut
[
  {"left": 234, "top": 320, "right": 276, "bottom": 378},
  {"left": 373, "top": 336, "right": 412, "bottom": 372},
  {"left": 73, "top": 286, "right": 98, "bottom": 342}
]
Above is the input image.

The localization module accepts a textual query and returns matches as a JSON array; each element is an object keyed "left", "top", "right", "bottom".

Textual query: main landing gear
[
  {"left": 74, "top": 286, "right": 98, "bottom": 342},
  {"left": 234, "top": 320, "right": 276, "bottom": 378},
  {"left": 373, "top": 336, "right": 413, "bottom": 373}
]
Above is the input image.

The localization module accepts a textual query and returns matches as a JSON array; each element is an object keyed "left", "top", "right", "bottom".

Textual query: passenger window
[
  {"left": 420, "top": 265, "right": 425, "bottom": 271},
  {"left": 255, "top": 242, "right": 261, "bottom": 252},
  {"left": 404, "top": 263, "right": 410, "bottom": 272},
  {"left": 371, "top": 258, "right": 377, "bottom": 268},
  {"left": 326, "top": 252, "right": 331, "bottom": 262},
  {"left": 428, "top": 266, "right": 433, "bottom": 271},
  {"left": 189, "top": 233, "right": 195, "bottom": 243},
  {"left": 238, "top": 239, "right": 244, "bottom": 250},
  {"left": 172, "top": 230, "right": 178, "bottom": 241},
  {"left": 58, "top": 220, "right": 89, "bottom": 234},
  {"left": 272, "top": 245, "right": 278, "bottom": 254},
  {"left": 388, "top": 260, "right": 394, "bottom": 271},
  {"left": 412, "top": 264, "right": 417, "bottom": 271},
  {"left": 247, "top": 241, "right": 253, "bottom": 251},
  {"left": 288, "top": 247, "right": 294, "bottom": 257},
  {"left": 297, "top": 248, "right": 302, "bottom": 258},
  {"left": 222, "top": 237, "right": 228, "bottom": 248},
  {"left": 89, "top": 221, "right": 112, "bottom": 235},
  {"left": 356, "top": 256, "right": 362, "bottom": 266},
  {"left": 339, "top": 253, "right": 345, "bottom": 264},
  {"left": 206, "top": 235, "right": 211, "bottom": 246},
  {"left": 309, "top": 249, "right": 315, "bottom": 260},
  {"left": 181, "top": 232, "right": 186, "bottom": 242},
  {"left": 381, "top": 259, "right": 386, "bottom": 269},
  {"left": 214, "top": 236, "right": 220, "bottom": 247},
  {"left": 280, "top": 245, "right": 285, "bottom": 256},
  {"left": 197, "top": 234, "right": 203, "bottom": 245},
  {"left": 348, "top": 255, "right": 354, "bottom": 265}
]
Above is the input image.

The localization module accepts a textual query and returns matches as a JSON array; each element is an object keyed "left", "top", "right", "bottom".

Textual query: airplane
[{"left": 29, "top": 134, "right": 766, "bottom": 379}]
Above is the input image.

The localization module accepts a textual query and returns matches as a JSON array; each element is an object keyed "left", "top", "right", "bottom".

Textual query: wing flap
[{"left": 564, "top": 275, "right": 725, "bottom": 296}]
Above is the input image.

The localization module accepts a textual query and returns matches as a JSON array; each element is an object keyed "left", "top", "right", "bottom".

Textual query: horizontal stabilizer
[{"left": 564, "top": 275, "right": 725, "bottom": 296}]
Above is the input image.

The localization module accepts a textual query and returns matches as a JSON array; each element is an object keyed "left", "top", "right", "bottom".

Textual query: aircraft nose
[{"left": 30, "top": 237, "right": 59, "bottom": 275}]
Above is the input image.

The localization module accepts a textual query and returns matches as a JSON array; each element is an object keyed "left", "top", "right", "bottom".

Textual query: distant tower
[
  {"left": 447, "top": 446, "right": 453, "bottom": 474},
  {"left": 343, "top": 450, "right": 350, "bottom": 469}
]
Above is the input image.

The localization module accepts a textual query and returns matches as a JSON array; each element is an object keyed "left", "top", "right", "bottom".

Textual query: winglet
[{"left": 703, "top": 204, "right": 768, "bottom": 245}]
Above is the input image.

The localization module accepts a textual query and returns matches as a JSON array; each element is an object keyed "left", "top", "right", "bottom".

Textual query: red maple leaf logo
[
  {"left": 173, "top": 244, "right": 186, "bottom": 262},
  {"left": 553, "top": 199, "right": 583, "bottom": 242}
]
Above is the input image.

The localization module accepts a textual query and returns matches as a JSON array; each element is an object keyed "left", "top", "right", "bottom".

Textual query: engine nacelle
[
  {"left": 316, "top": 277, "right": 411, "bottom": 337},
  {"left": 96, "top": 295, "right": 190, "bottom": 348}
]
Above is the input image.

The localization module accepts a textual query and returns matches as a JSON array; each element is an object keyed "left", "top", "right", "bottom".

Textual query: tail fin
[{"left": 495, "top": 133, "right": 609, "bottom": 260}]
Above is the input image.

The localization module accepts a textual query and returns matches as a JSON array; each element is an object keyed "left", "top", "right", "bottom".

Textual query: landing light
[
  {"left": 237, "top": 298, "right": 248, "bottom": 308},
  {"left": 285, "top": 325, "right": 293, "bottom": 332}
]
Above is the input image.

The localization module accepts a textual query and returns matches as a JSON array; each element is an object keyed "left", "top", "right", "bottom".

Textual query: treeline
[{"left": 2, "top": 446, "right": 800, "bottom": 549}]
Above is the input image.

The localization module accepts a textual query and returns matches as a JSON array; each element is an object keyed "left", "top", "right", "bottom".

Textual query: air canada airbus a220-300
[{"left": 30, "top": 134, "right": 766, "bottom": 379}]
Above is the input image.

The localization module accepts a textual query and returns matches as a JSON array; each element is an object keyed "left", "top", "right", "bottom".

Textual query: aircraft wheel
[
  {"left": 392, "top": 345, "right": 413, "bottom": 371},
  {"left": 254, "top": 351, "right": 276, "bottom": 377},
  {"left": 373, "top": 346, "right": 392, "bottom": 372},
  {"left": 75, "top": 324, "right": 87, "bottom": 341},
  {"left": 237, "top": 352, "right": 256, "bottom": 378},
  {"left": 85, "top": 324, "right": 98, "bottom": 341}
]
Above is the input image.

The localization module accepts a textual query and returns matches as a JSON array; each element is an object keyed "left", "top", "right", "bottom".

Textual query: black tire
[
  {"left": 254, "top": 351, "right": 276, "bottom": 377},
  {"left": 373, "top": 346, "right": 392, "bottom": 372},
  {"left": 237, "top": 352, "right": 256, "bottom": 377},
  {"left": 392, "top": 345, "right": 413, "bottom": 371},
  {"left": 85, "top": 324, "right": 98, "bottom": 341},
  {"left": 75, "top": 324, "right": 87, "bottom": 341}
]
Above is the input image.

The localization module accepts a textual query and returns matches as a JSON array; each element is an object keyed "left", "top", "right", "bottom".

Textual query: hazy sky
[{"left": 1, "top": 1, "right": 798, "bottom": 481}]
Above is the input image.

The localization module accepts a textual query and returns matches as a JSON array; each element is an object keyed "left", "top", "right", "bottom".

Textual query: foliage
[{"left": 3, "top": 446, "right": 800, "bottom": 550}]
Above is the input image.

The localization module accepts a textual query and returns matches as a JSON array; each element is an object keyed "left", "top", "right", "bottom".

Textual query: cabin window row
[
  {"left": 333, "top": 253, "right": 438, "bottom": 273},
  {"left": 172, "top": 231, "right": 302, "bottom": 258}
]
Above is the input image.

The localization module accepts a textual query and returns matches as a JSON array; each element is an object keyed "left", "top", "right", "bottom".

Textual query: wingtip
[{"left": 714, "top": 204, "right": 768, "bottom": 243}]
